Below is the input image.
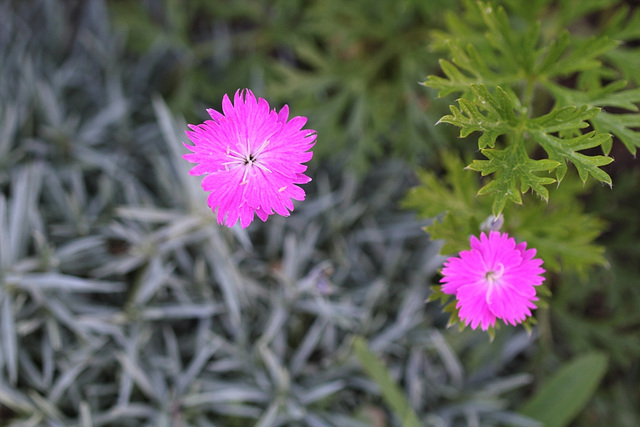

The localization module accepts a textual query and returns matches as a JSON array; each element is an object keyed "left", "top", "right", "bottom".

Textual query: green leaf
[
  {"left": 468, "top": 144, "right": 559, "bottom": 216},
  {"left": 425, "top": 213, "right": 478, "bottom": 255},
  {"left": 524, "top": 105, "right": 613, "bottom": 183},
  {"left": 528, "top": 105, "right": 599, "bottom": 134},
  {"left": 515, "top": 179, "right": 608, "bottom": 273},
  {"left": 401, "top": 152, "right": 481, "bottom": 219},
  {"left": 401, "top": 152, "right": 487, "bottom": 253},
  {"left": 543, "top": 82, "right": 640, "bottom": 155},
  {"left": 605, "top": 47, "right": 640, "bottom": 87},
  {"left": 540, "top": 35, "right": 619, "bottom": 78},
  {"left": 592, "top": 112, "right": 640, "bottom": 155},
  {"left": 586, "top": 84, "right": 640, "bottom": 112},
  {"left": 426, "top": 286, "right": 467, "bottom": 333},
  {"left": 425, "top": 54, "right": 508, "bottom": 98},
  {"left": 438, "top": 84, "right": 520, "bottom": 149},
  {"left": 519, "top": 352, "right": 608, "bottom": 427},
  {"left": 478, "top": 1, "right": 534, "bottom": 73},
  {"left": 536, "top": 31, "right": 571, "bottom": 77},
  {"left": 601, "top": 5, "right": 640, "bottom": 41},
  {"left": 601, "top": 6, "right": 640, "bottom": 86},
  {"left": 352, "top": 337, "right": 421, "bottom": 427},
  {"left": 529, "top": 130, "right": 613, "bottom": 184}
]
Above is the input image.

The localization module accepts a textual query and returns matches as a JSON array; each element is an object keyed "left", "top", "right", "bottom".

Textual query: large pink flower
[
  {"left": 440, "top": 231, "right": 545, "bottom": 331},
  {"left": 183, "top": 89, "right": 316, "bottom": 228}
]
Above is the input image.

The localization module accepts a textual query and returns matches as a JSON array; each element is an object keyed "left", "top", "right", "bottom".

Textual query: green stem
[{"left": 522, "top": 77, "right": 536, "bottom": 119}]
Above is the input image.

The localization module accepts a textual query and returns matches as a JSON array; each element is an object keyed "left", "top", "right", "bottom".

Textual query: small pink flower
[
  {"left": 183, "top": 89, "right": 316, "bottom": 228},
  {"left": 440, "top": 231, "right": 545, "bottom": 331}
]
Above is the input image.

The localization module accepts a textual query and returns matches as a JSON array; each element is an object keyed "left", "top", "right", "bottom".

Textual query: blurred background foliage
[
  {"left": 0, "top": 0, "right": 638, "bottom": 426},
  {"left": 108, "top": 0, "right": 453, "bottom": 173}
]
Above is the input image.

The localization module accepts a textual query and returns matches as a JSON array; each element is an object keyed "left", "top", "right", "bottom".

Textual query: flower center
[
  {"left": 222, "top": 139, "right": 272, "bottom": 184},
  {"left": 484, "top": 263, "right": 505, "bottom": 285},
  {"left": 484, "top": 263, "right": 505, "bottom": 305}
]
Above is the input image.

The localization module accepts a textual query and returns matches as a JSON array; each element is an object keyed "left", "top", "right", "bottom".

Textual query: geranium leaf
[{"left": 468, "top": 144, "right": 559, "bottom": 216}]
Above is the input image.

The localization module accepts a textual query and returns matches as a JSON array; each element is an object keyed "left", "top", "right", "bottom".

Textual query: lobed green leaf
[
  {"left": 469, "top": 144, "right": 559, "bottom": 216},
  {"left": 539, "top": 35, "right": 619, "bottom": 78},
  {"left": 543, "top": 82, "right": 640, "bottom": 155},
  {"left": 529, "top": 131, "right": 613, "bottom": 184},
  {"left": 438, "top": 84, "right": 521, "bottom": 149},
  {"left": 592, "top": 112, "right": 640, "bottom": 155}
]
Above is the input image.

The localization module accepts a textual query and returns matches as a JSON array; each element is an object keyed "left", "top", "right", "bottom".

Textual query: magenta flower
[
  {"left": 183, "top": 89, "right": 316, "bottom": 228},
  {"left": 440, "top": 231, "right": 545, "bottom": 331}
]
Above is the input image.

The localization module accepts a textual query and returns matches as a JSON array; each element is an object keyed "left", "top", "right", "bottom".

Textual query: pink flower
[
  {"left": 440, "top": 231, "right": 545, "bottom": 331},
  {"left": 183, "top": 89, "right": 316, "bottom": 228}
]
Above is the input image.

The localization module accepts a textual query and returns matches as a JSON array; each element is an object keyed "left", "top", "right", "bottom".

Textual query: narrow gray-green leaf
[
  {"left": 2, "top": 295, "right": 18, "bottom": 384},
  {"left": 0, "top": 383, "right": 36, "bottom": 413},
  {"left": 10, "top": 273, "right": 125, "bottom": 293}
]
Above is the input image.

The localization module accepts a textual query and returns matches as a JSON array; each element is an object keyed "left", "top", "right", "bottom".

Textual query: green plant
[
  {"left": 405, "top": 0, "right": 639, "bottom": 326},
  {"left": 403, "top": 1, "right": 640, "bottom": 425}
]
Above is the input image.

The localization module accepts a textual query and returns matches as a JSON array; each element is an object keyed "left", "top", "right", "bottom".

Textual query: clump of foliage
[
  {"left": 404, "top": 0, "right": 639, "bottom": 326},
  {"left": 402, "top": 1, "right": 640, "bottom": 425}
]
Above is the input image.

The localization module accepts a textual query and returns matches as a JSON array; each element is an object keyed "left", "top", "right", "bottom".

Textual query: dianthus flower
[
  {"left": 183, "top": 89, "right": 316, "bottom": 228},
  {"left": 440, "top": 231, "right": 545, "bottom": 331}
]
